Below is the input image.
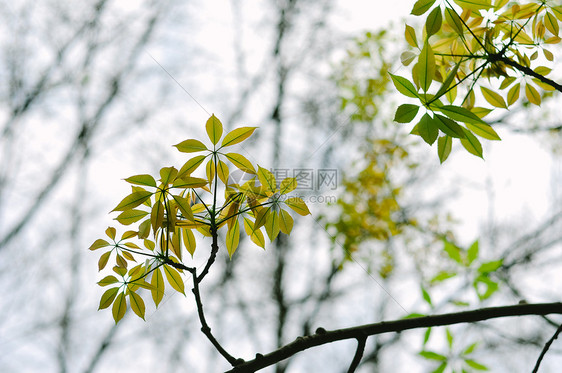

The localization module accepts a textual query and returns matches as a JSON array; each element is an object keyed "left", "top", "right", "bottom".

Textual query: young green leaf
[
  {"left": 453, "top": 0, "right": 492, "bottom": 12},
  {"left": 206, "top": 114, "right": 223, "bottom": 145},
  {"left": 437, "top": 135, "right": 452, "bottom": 163},
  {"left": 160, "top": 167, "right": 178, "bottom": 186},
  {"left": 284, "top": 197, "right": 310, "bottom": 216},
  {"left": 460, "top": 128, "right": 483, "bottom": 158},
  {"left": 394, "top": 104, "right": 420, "bottom": 123},
  {"left": 182, "top": 228, "right": 196, "bottom": 256},
  {"left": 226, "top": 218, "right": 240, "bottom": 257},
  {"left": 265, "top": 210, "right": 280, "bottom": 241},
  {"left": 217, "top": 160, "right": 229, "bottom": 185},
  {"left": 172, "top": 195, "right": 194, "bottom": 220},
  {"left": 525, "top": 83, "right": 541, "bottom": 105},
  {"left": 112, "top": 292, "right": 127, "bottom": 323},
  {"left": 163, "top": 264, "right": 185, "bottom": 295},
  {"left": 411, "top": 0, "right": 436, "bottom": 16},
  {"left": 99, "top": 287, "right": 119, "bottom": 310},
  {"left": 98, "top": 275, "right": 119, "bottom": 287},
  {"left": 112, "top": 191, "right": 153, "bottom": 212},
  {"left": 444, "top": 7, "right": 464, "bottom": 34},
  {"left": 257, "top": 166, "right": 277, "bottom": 193},
  {"left": 105, "top": 227, "right": 116, "bottom": 240},
  {"left": 389, "top": 74, "right": 419, "bottom": 98},
  {"left": 221, "top": 127, "right": 257, "bottom": 147},
  {"left": 174, "top": 139, "right": 208, "bottom": 153},
  {"left": 439, "top": 105, "right": 486, "bottom": 124},
  {"left": 279, "top": 209, "right": 294, "bottom": 234},
  {"left": 426, "top": 6, "right": 442, "bottom": 37},
  {"left": 465, "top": 122, "right": 501, "bottom": 140},
  {"left": 405, "top": 24, "right": 418, "bottom": 48},
  {"left": 128, "top": 291, "right": 145, "bottom": 320},
  {"left": 480, "top": 87, "right": 507, "bottom": 108},
  {"left": 89, "top": 239, "right": 110, "bottom": 251},
  {"left": 413, "top": 114, "right": 439, "bottom": 145},
  {"left": 467, "top": 239, "right": 479, "bottom": 265},
  {"left": 507, "top": 83, "right": 520, "bottom": 106},
  {"left": 418, "top": 41, "right": 435, "bottom": 92},
  {"left": 98, "top": 251, "right": 111, "bottom": 271},
  {"left": 224, "top": 153, "right": 255, "bottom": 174},
  {"left": 125, "top": 174, "right": 156, "bottom": 187},
  {"left": 115, "top": 209, "right": 149, "bottom": 226},
  {"left": 279, "top": 177, "right": 297, "bottom": 195},
  {"left": 177, "top": 155, "right": 207, "bottom": 178},
  {"left": 151, "top": 267, "right": 165, "bottom": 307},
  {"left": 434, "top": 114, "right": 465, "bottom": 138}
]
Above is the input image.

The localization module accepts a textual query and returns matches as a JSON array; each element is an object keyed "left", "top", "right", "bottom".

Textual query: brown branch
[
  {"left": 226, "top": 302, "right": 562, "bottom": 372},
  {"left": 498, "top": 55, "right": 562, "bottom": 93}
]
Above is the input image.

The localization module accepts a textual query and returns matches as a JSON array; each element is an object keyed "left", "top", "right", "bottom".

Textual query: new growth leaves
[
  {"left": 90, "top": 114, "right": 310, "bottom": 323},
  {"left": 393, "top": 0, "right": 562, "bottom": 161}
]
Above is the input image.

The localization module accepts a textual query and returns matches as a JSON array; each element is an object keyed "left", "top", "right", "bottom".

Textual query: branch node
[{"left": 315, "top": 327, "right": 326, "bottom": 335}]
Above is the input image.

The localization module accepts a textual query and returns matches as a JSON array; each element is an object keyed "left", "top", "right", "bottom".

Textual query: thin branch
[
  {"left": 226, "top": 302, "right": 562, "bottom": 373},
  {"left": 498, "top": 55, "right": 562, "bottom": 93},
  {"left": 532, "top": 323, "right": 562, "bottom": 373},
  {"left": 347, "top": 337, "right": 366, "bottom": 373}
]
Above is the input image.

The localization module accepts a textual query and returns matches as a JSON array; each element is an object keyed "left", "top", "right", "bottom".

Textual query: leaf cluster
[
  {"left": 89, "top": 115, "right": 310, "bottom": 322},
  {"left": 394, "top": 0, "right": 562, "bottom": 161}
]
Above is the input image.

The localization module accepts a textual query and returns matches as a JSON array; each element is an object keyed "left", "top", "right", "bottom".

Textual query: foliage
[
  {"left": 90, "top": 115, "right": 309, "bottom": 322},
  {"left": 393, "top": 0, "right": 562, "bottom": 161}
]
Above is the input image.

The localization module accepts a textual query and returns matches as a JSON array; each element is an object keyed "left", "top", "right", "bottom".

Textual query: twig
[
  {"left": 532, "top": 323, "right": 562, "bottom": 373},
  {"left": 347, "top": 336, "right": 367, "bottom": 373}
]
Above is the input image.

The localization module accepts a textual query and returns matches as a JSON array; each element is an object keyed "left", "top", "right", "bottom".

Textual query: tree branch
[
  {"left": 226, "top": 302, "right": 562, "bottom": 372},
  {"left": 347, "top": 336, "right": 366, "bottom": 373},
  {"left": 498, "top": 55, "right": 562, "bottom": 93},
  {"left": 532, "top": 323, "right": 562, "bottom": 373}
]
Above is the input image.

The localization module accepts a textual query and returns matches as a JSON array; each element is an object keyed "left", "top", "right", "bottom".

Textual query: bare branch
[
  {"left": 532, "top": 323, "right": 562, "bottom": 373},
  {"left": 226, "top": 303, "right": 562, "bottom": 372}
]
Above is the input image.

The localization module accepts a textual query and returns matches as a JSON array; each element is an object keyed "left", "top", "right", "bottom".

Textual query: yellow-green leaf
[
  {"left": 105, "top": 227, "right": 116, "bottom": 240},
  {"left": 174, "top": 139, "right": 208, "bottom": 153},
  {"left": 221, "top": 127, "right": 257, "bottom": 147},
  {"left": 545, "top": 12, "right": 559, "bottom": 36},
  {"left": 426, "top": 7, "right": 442, "bottom": 37},
  {"left": 466, "top": 122, "right": 501, "bottom": 140},
  {"left": 112, "top": 191, "right": 153, "bottom": 212},
  {"left": 124, "top": 174, "right": 156, "bottom": 187},
  {"left": 405, "top": 24, "right": 418, "bottom": 48},
  {"left": 444, "top": 7, "right": 464, "bottom": 35},
  {"left": 89, "top": 239, "right": 110, "bottom": 251},
  {"left": 206, "top": 159, "right": 215, "bottom": 184},
  {"left": 480, "top": 86, "right": 507, "bottom": 108},
  {"left": 163, "top": 264, "right": 185, "bottom": 295},
  {"left": 226, "top": 218, "right": 240, "bottom": 257},
  {"left": 172, "top": 195, "right": 194, "bottom": 220},
  {"left": 99, "top": 287, "right": 119, "bottom": 310},
  {"left": 98, "top": 251, "right": 111, "bottom": 271},
  {"left": 411, "top": 0, "right": 436, "bottom": 16},
  {"left": 115, "top": 209, "right": 149, "bottom": 226},
  {"left": 435, "top": 62, "right": 460, "bottom": 99},
  {"left": 98, "top": 275, "right": 119, "bottom": 287},
  {"left": 525, "top": 83, "right": 541, "bottom": 105},
  {"left": 437, "top": 135, "right": 452, "bottom": 163},
  {"left": 172, "top": 176, "right": 207, "bottom": 189},
  {"left": 389, "top": 74, "right": 419, "bottom": 98},
  {"left": 160, "top": 167, "right": 177, "bottom": 185},
  {"left": 217, "top": 160, "right": 229, "bottom": 185},
  {"left": 279, "top": 209, "right": 294, "bottom": 235},
  {"left": 150, "top": 201, "right": 164, "bottom": 234},
  {"left": 460, "top": 128, "right": 483, "bottom": 158},
  {"left": 279, "top": 177, "right": 297, "bottom": 195},
  {"left": 177, "top": 155, "right": 206, "bottom": 178},
  {"left": 257, "top": 166, "right": 277, "bottom": 193},
  {"left": 112, "top": 292, "right": 127, "bottom": 323},
  {"left": 507, "top": 83, "right": 520, "bottom": 106},
  {"left": 128, "top": 291, "right": 145, "bottom": 320},
  {"left": 265, "top": 210, "right": 280, "bottom": 241},
  {"left": 121, "top": 230, "right": 137, "bottom": 240},
  {"left": 182, "top": 228, "right": 196, "bottom": 256},
  {"left": 151, "top": 267, "right": 165, "bottom": 307},
  {"left": 225, "top": 153, "right": 256, "bottom": 174},
  {"left": 138, "top": 219, "right": 151, "bottom": 239},
  {"left": 418, "top": 41, "right": 435, "bottom": 92},
  {"left": 434, "top": 114, "right": 465, "bottom": 138},
  {"left": 206, "top": 114, "right": 223, "bottom": 145},
  {"left": 284, "top": 197, "right": 310, "bottom": 216},
  {"left": 439, "top": 105, "right": 486, "bottom": 124},
  {"left": 400, "top": 51, "right": 417, "bottom": 66},
  {"left": 453, "top": 0, "right": 492, "bottom": 12},
  {"left": 253, "top": 207, "right": 269, "bottom": 230},
  {"left": 243, "top": 217, "right": 266, "bottom": 249}
]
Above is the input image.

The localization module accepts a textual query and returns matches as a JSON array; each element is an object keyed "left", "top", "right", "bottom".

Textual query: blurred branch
[{"left": 532, "top": 323, "right": 562, "bottom": 373}]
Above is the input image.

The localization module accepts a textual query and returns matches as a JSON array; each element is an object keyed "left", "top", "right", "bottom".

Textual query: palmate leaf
[
  {"left": 279, "top": 177, "right": 297, "bottom": 195},
  {"left": 125, "top": 174, "right": 156, "bottom": 187},
  {"left": 115, "top": 209, "right": 149, "bottom": 225},
  {"left": 389, "top": 74, "right": 419, "bottom": 98},
  {"left": 412, "top": 113, "right": 438, "bottom": 145},
  {"left": 279, "top": 209, "right": 294, "bottom": 234},
  {"left": 265, "top": 210, "right": 280, "bottom": 241},
  {"left": 128, "top": 290, "right": 145, "bottom": 320},
  {"left": 417, "top": 41, "right": 435, "bottom": 92},
  {"left": 460, "top": 128, "right": 483, "bottom": 158},
  {"left": 89, "top": 238, "right": 110, "bottom": 251},
  {"left": 438, "top": 105, "right": 486, "bottom": 124},
  {"left": 405, "top": 24, "right": 418, "bottom": 48},
  {"left": 151, "top": 267, "right": 165, "bottom": 307},
  {"left": 480, "top": 86, "right": 507, "bottom": 108},
  {"left": 434, "top": 114, "right": 465, "bottom": 138},
  {"left": 284, "top": 197, "right": 310, "bottom": 216},
  {"left": 411, "top": 0, "right": 436, "bottom": 16},
  {"left": 257, "top": 166, "right": 277, "bottom": 193},
  {"left": 466, "top": 122, "right": 501, "bottom": 140},
  {"left": 243, "top": 217, "right": 266, "bottom": 249},
  {"left": 206, "top": 114, "right": 223, "bottom": 145},
  {"left": 99, "top": 287, "right": 119, "bottom": 310},
  {"left": 177, "top": 155, "right": 206, "bottom": 178},
  {"left": 182, "top": 228, "right": 196, "bottom": 256},
  {"left": 174, "top": 139, "right": 208, "bottom": 153},
  {"left": 453, "top": 0, "right": 492, "bottom": 12},
  {"left": 425, "top": 6, "right": 442, "bottom": 37},
  {"left": 394, "top": 104, "right": 419, "bottom": 123},
  {"left": 437, "top": 135, "right": 452, "bottom": 163}
]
